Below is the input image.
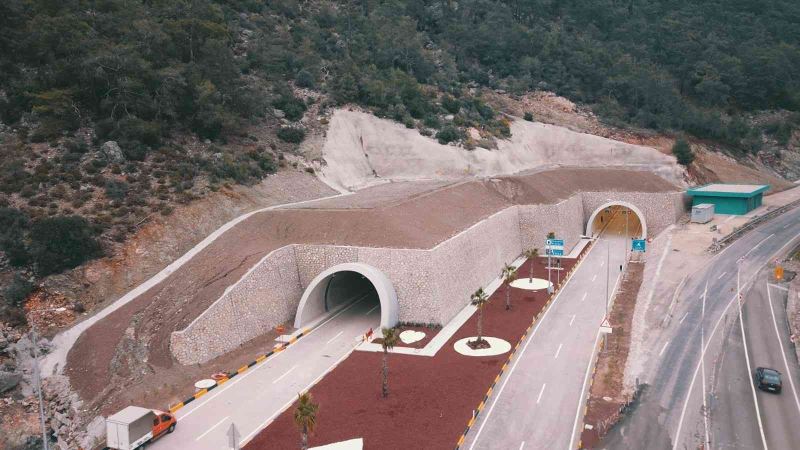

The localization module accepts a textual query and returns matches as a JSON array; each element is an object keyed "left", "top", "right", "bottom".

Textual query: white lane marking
[
  {"left": 365, "top": 304, "right": 380, "bottom": 315},
  {"left": 536, "top": 384, "right": 546, "bottom": 404},
  {"left": 743, "top": 234, "right": 774, "bottom": 258},
  {"left": 700, "top": 282, "right": 710, "bottom": 449},
  {"left": 659, "top": 341, "right": 669, "bottom": 357},
  {"left": 569, "top": 315, "right": 576, "bottom": 326},
  {"left": 325, "top": 331, "right": 344, "bottom": 345},
  {"left": 717, "top": 271, "right": 727, "bottom": 280},
  {"left": 178, "top": 298, "right": 365, "bottom": 420},
  {"left": 195, "top": 416, "right": 228, "bottom": 441},
  {"left": 736, "top": 282, "right": 768, "bottom": 449},
  {"left": 554, "top": 344, "right": 563, "bottom": 359},
  {"left": 592, "top": 274, "right": 597, "bottom": 282},
  {"left": 784, "top": 223, "right": 791, "bottom": 229},
  {"left": 272, "top": 365, "right": 298, "bottom": 384},
  {"left": 600, "top": 260, "right": 604, "bottom": 267},
  {"left": 673, "top": 232, "right": 800, "bottom": 450},
  {"left": 569, "top": 329, "right": 602, "bottom": 450},
  {"left": 581, "top": 292, "right": 588, "bottom": 302},
  {"left": 241, "top": 343, "right": 355, "bottom": 446},
  {"left": 679, "top": 312, "right": 689, "bottom": 324},
  {"left": 768, "top": 283, "right": 788, "bottom": 291},
  {"left": 468, "top": 244, "right": 596, "bottom": 450},
  {"left": 519, "top": 442, "right": 525, "bottom": 450},
  {"left": 766, "top": 283, "right": 800, "bottom": 416}
]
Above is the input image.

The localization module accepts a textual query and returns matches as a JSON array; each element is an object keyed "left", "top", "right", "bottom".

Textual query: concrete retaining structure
[{"left": 171, "top": 190, "right": 684, "bottom": 365}]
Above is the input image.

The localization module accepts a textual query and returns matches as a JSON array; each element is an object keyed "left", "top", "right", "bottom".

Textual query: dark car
[{"left": 754, "top": 367, "right": 782, "bottom": 393}]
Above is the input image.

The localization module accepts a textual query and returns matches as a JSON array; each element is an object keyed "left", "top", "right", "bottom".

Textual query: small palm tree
[
  {"left": 502, "top": 263, "right": 518, "bottom": 310},
  {"left": 293, "top": 392, "right": 319, "bottom": 450},
  {"left": 380, "top": 327, "right": 399, "bottom": 398},
  {"left": 470, "top": 288, "right": 490, "bottom": 344},
  {"left": 524, "top": 248, "right": 539, "bottom": 281}
]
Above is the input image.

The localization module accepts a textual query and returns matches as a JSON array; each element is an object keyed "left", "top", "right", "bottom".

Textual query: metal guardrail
[{"left": 709, "top": 198, "right": 800, "bottom": 253}]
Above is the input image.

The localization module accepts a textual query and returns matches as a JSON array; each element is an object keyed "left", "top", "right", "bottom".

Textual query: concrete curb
[
  {"left": 454, "top": 242, "right": 594, "bottom": 449},
  {"left": 167, "top": 327, "right": 311, "bottom": 414},
  {"left": 576, "top": 336, "right": 606, "bottom": 449}
]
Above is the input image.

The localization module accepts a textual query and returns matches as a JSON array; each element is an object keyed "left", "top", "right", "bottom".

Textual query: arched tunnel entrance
[
  {"left": 585, "top": 201, "right": 647, "bottom": 240},
  {"left": 293, "top": 263, "right": 399, "bottom": 331}
]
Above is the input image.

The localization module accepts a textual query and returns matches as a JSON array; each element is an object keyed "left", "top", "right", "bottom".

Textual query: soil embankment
[{"left": 64, "top": 168, "right": 677, "bottom": 417}]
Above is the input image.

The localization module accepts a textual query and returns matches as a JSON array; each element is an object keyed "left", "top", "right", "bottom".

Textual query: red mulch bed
[{"left": 245, "top": 255, "right": 582, "bottom": 450}]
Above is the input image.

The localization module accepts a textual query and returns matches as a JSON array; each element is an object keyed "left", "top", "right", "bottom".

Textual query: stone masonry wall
[
  {"left": 171, "top": 245, "right": 301, "bottom": 365},
  {"left": 518, "top": 194, "right": 585, "bottom": 253},
  {"left": 171, "top": 191, "right": 685, "bottom": 365}
]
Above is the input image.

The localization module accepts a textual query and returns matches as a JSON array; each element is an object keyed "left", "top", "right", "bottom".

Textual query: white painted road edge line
[
  {"left": 536, "top": 384, "right": 547, "bottom": 404},
  {"left": 467, "top": 241, "right": 596, "bottom": 450},
  {"left": 195, "top": 416, "right": 228, "bottom": 441},
  {"left": 272, "top": 365, "right": 297, "bottom": 384},
  {"left": 365, "top": 304, "right": 380, "bottom": 315},
  {"left": 700, "top": 282, "right": 710, "bottom": 449},
  {"left": 672, "top": 232, "right": 800, "bottom": 450},
  {"left": 768, "top": 283, "right": 789, "bottom": 291},
  {"left": 736, "top": 280, "right": 769, "bottom": 450},
  {"left": 568, "top": 329, "right": 602, "bottom": 450},
  {"left": 766, "top": 283, "right": 800, "bottom": 416},
  {"left": 743, "top": 234, "right": 774, "bottom": 258}
]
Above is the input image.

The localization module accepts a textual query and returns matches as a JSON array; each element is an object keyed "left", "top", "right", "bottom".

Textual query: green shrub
[
  {"left": 672, "top": 138, "right": 695, "bottom": 166},
  {"left": 524, "top": 112, "right": 534, "bottom": 121},
  {"left": 4, "top": 274, "right": 33, "bottom": 307},
  {"left": 442, "top": 96, "right": 461, "bottom": 114},
  {"left": 295, "top": 69, "right": 315, "bottom": 88},
  {"left": 105, "top": 180, "right": 129, "bottom": 201},
  {"left": 435, "top": 126, "right": 463, "bottom": 144},
  {"left": 0, "top": 208, "right": 31, "bottom": 266},
  {"left": 28, "top": 215, "right": 103, "bottom": 276},
  {"left": 277, "top": 127, "right": 306, "bottom": 143}
]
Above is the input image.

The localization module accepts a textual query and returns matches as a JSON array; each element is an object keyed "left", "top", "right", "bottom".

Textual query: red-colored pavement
[{"left": 245, "top": 256, "right": 581, "bottom": 450}]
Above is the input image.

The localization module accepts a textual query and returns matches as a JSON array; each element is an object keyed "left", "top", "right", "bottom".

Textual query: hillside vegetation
[{"left": 0, "top": 0, "right": 799, "bottom": 322}]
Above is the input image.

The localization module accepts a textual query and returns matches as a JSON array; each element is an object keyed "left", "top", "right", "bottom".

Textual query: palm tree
[
  {"left": 524, "top": 248, "right": 539, "bottom": 281},
  {"left": 293, "top": 392, "right": 319, "bottom": 450},
  {"left": 502, "top": 263, "right": 518, "bottom": 310},
  {"left": 380, "top": 327, "right": 399, "bottom": 398},
  {"left": 470, "top": 288, "right": 490, "bottom": 344}
]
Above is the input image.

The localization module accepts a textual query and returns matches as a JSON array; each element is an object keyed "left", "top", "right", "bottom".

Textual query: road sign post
[{"left": 545, "top": 238, "right": 564, "bottom": 293}]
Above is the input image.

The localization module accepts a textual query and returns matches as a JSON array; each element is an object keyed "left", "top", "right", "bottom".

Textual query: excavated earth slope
[{"left": 65, "top": 167, "right": 678, "bottom": 403}]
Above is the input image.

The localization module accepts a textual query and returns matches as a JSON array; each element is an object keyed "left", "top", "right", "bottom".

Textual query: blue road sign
[
  {"left": 546, "top": 248, "right": 564, "bottom": 256},
  {"left": 632, "top": 239, "right": 646, "bottom": 252},
  {"left": 546, "top": 239, "right": 565, "bottom": 247}
]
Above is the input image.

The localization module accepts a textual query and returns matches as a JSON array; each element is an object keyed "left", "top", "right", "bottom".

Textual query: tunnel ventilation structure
[
  {"left": 293, "top": 262, "right": 399, "bottom": 330},
  {"left": 585, "top": 201, "right": 647, "bottom": 239}
]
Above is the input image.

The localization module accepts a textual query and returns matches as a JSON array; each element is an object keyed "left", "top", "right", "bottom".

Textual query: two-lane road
[
  {"left": 465, "top": 208, "right": 634, "bottom": 450},
  {"left": 150, "top": 295, "right": 379, "bottom": 450}
]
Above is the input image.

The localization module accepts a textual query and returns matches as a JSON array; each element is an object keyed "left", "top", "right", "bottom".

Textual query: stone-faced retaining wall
[{"left": 171, "top": 191, "right": 685, "bottom": 365}]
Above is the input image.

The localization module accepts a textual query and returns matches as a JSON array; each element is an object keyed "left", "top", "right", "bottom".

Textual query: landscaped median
[{"left": 244, "top": 246, "right": 591, "bottom": 449}]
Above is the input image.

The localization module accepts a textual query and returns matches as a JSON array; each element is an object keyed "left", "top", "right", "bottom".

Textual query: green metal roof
[{"left": 686, "top": 183, "right": 769, "bottom": 198}]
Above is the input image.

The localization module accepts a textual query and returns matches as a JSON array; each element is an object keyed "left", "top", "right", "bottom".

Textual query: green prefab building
[{"left": 686, "top": 184, "right": 769, "bottom": 215}]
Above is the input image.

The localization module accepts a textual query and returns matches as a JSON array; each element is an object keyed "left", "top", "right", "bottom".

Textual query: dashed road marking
[
  {"left": 554, "top": 343, "right": 563, "bottom": 359},
  {"left": 365, "top": 304, "right": 380, "bottom": 315},
  {"left": 591, "top": 274, "right": 597, "bottom": 282},
  {"left": 659, "top": 341, "right": 669, "bottom": 357},
  {"left": 272, "top": 365, "right": 297, "bottom": 384},
  {"left": 743, "top": 233, "right": 774, "bottom": 258},
  {"left": 325, "top": 331, "right": 344, "bottom": 345},
  {"left": 196, "top": 416, "right": 228, "bottom": 441},
  {"left": 717, "top": 271, "right": 727, "bottom": 280},
  {"left": 536, "top": 384, "right": 546, "bottom": 404},
  {"left": 569, "top": 315, "right": 576, "bottom": 326},
  {"left": 679, "top": 312, "right": 689, "bottom": 324},
  {"left": 519, "top": 442, "right": 525, "bottom": 450},
  {"left": 581, "top": 292, "right": 588, "bottom": 302}
]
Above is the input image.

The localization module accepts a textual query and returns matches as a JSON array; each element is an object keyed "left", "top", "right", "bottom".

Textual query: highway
[
  {"left": 149, "top": 293, "right": 379, "bottom": 450},
  {"left": 465, "top": 208, "right": 636, "bottom": 450},
  {"left": 603, "top": 205, "right": 800, "bottom": 450}
]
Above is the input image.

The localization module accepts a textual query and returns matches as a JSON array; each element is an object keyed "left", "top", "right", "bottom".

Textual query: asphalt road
[
  {"left": 706, "top": 271, "right": 800, "bottom": 450},
  {"left": 464, "top": 208, "right": 634, "bottom": 450},
  {"left": 149, "top": 294, "right": 380, "bottom": 450},
  {"left": 604, "top": 205, "right": 800, "bottom": 450}
]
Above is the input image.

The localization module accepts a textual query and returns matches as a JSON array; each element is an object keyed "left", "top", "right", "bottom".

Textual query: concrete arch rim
[{"left": 585, "top": 200, "right": 647, "bottom": 239}]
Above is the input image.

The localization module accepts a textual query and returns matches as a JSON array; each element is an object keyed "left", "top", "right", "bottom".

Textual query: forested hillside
[{"left": 0, "top": 0, "right": 799, "bottom": 322}]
